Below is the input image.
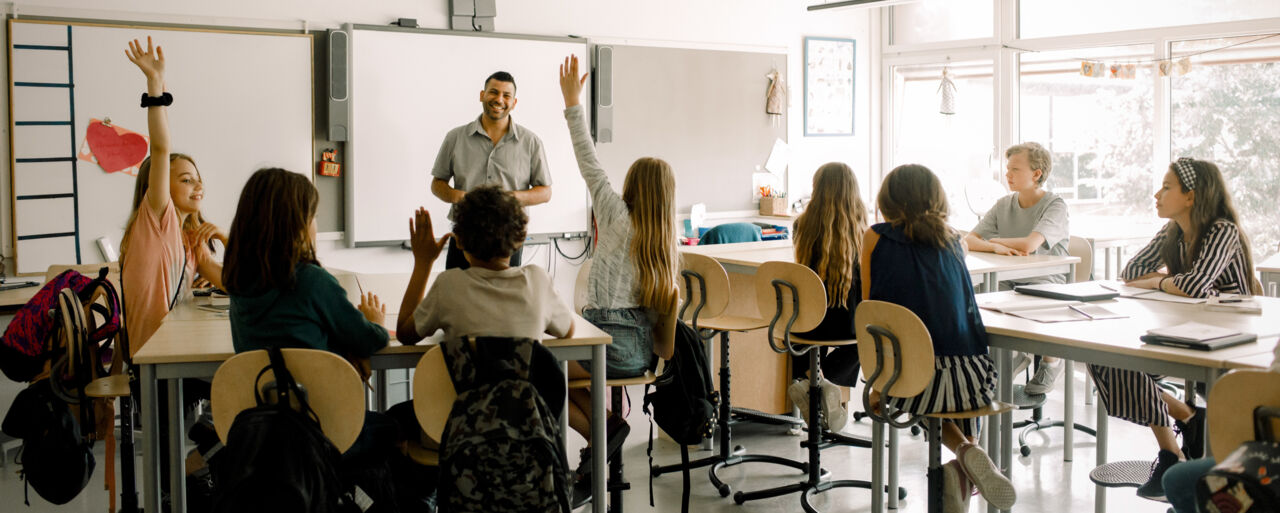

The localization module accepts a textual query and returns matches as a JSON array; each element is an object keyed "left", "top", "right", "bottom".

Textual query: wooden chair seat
[
  {"left": 405, "top": 440, "right": 440, "bottom": 466},
  {"left": 777, "top": 334, "right": 856, "bottom": 347},
  {"left": 698, "top": 315, "right": 767, "bottom": 332},
  {"left": 925, "top": 401, "right": 1017, "bottom": 420},
  {"left": 568, "top": 370, "right": 657, "bottom": 390},
  {"left": 413, "top": 346, "right": 454, "bottom": 444},
  {"left": 84, "top": 374, "right": 131, "bottom": 398}
]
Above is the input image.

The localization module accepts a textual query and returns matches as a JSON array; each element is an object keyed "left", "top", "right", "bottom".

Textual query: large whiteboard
[
  {"left": 346, "top": 27, "right": 590, "bottom": 246},
  {"left": 8, "top": 20, "right": 312, "bottom": 274}
]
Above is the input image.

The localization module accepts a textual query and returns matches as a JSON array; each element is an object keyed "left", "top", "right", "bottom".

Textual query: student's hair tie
[
  {"left": 1173, "top": 157, "right": 1197, "bottom": 190},
  {"left": 140, "top": 92, "right": 174, "bottom": 108}
]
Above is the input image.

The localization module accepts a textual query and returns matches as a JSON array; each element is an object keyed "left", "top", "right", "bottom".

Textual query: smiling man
[{"left": 431, "top": 71, "right": 552, "bottom": 269}]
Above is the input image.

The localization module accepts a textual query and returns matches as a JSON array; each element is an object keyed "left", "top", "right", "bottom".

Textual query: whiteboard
[
  {"left": 347, "top": 27, "right": 590, "bottom": 246},
  {"left": 8, "top": 20, "right": 312, "bottom": 274}
]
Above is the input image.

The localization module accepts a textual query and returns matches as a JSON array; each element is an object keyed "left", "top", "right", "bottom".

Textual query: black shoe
[
  {"left": 1175, "top": 406, "right": 1206, "bottom": 460},
  {"left": 1135, "top": 449, "right": 1180, "bottom": 502}
]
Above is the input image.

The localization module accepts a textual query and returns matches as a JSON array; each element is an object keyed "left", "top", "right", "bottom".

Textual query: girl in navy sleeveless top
[{"left": 863, "top": 165, "right": 1016, "bottom": 511}]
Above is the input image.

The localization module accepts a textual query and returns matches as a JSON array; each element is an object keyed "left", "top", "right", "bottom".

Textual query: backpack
[
  {"left": 210, "top": 346, "right": 355, "bottom": 513},
  {"left": 1197, "top": 406, "right": 1280, "bottom": 512},
  {"left": 0, "top": 268, "right": 122, "bottom": 383},
  {"left": 437, "top": 337, "right": 571, "bottom": 513},
  {"left": 641, "top": 319, "right": 718, "bottom": 512},
  {"left": 0, "top": 379, "right": 95, "bottom": 505}
]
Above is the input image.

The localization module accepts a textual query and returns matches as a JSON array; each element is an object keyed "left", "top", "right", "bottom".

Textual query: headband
[{"left": 1173, "top": 157, "right": 1197, "bottom": 190}]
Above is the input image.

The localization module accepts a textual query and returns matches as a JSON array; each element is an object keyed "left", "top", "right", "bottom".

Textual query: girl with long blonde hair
[
  {"left": 558, "top": 55, "right": 678, "bottom": 500},
  {"left": 787, "top": 162, "right": 868, "bottom": 431}
]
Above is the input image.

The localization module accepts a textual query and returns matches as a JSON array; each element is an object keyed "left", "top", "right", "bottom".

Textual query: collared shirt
[
  {"left": 431, "top": 115, "right": 551, "bottom": 220},
  {"left": 1122, "top": 219, "right": 1252, "bottom": 298}
]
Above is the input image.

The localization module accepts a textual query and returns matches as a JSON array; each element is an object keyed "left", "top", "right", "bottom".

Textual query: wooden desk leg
[
  {"left": 168, "top": 378, "right": 187, "bottom": 513},
  {"left": 1095, "top": 398, "right": 1109, "bottom": 513},
  {"left": 591, "top": 344, "right": 606, "bottom": 513},
  {"left": 1064, "top": 360, "right": 1075, "bottom": 462},
  {"left": 142, "top": 365, "right": 161, "bottom": 513}
]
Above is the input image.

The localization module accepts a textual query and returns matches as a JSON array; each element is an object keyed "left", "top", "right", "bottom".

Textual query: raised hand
[
  {"left": 126, "top": 36, "right": 165, "bottom": 81},
  {"left": 409, "top": 207, "right": 451, "bottom": 266},
  {"left": 559, "top": 55, "right": 589, "bottom": 108},
  {"left": 358, "top": 292, "right": 386, "bottom": 326}
]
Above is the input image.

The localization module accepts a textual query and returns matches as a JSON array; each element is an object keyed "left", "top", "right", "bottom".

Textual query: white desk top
[
  {"left": 979, "top": 291, "right": 1280, "bottom": 369},
  {"left": 679, "top": 241, "right": 1079, "bottom": 275}
]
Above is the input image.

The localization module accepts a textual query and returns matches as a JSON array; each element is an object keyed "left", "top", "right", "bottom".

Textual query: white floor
[{"left": 2, "top": 368, "right": 1179, "bottom": 513}]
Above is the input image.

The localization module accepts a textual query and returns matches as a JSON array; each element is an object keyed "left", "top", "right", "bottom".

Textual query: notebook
[
  {"left": 979, "top": 297, "right": 1126, "bottom": 323},
  {"left": 1013, "top": 282, "right": 1121, "bottom": 302},
  {"left": 1105, "top": 282, "right": 1207, "bottom": 304},
  {"left": 1141, "top": 321, "right": 1257, "bottom": 351}
]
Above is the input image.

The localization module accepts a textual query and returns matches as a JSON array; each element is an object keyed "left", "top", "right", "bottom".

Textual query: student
[
  {"left": 121, "top": 37, "right": 224, "bottom": 354},
  {"left": 431, "top": 70, "right": 553, "bottom": 270},
  {"left": 223, "top": 168, "right": 389, "bottom": 357},
  {"left": 963, "top": 142, "right": 1069, "bottom": 394},
  {"left": 558, "top": 55, "right": 678, "bottom": 496},
  {"left": 864, "top": 164, "right": 1016, "bottom": 512},
  {"left": 786, "top": 162, "right": 868, "bottom": 432},
  {"left": 1088, "top": 157, "right": 1257, "bottom": 501}
]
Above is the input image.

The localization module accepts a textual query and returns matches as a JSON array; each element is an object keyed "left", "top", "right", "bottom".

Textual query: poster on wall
[{"left": 803, "top": 37, "right": 855, "bottom": 136}]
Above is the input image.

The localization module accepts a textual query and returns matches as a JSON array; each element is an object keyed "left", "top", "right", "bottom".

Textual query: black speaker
[
  {"left": 593, "top": 45, "right": 613, "bottom": 143},
  {"left": 327, "top": 28, "right": 350, "bottom": 141}
]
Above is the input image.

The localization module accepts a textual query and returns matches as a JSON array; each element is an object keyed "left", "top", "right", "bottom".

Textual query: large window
[
  {"left": 1019, "top": 45, "right": 1154, "bottom": 227},
  {"left": 890, "top": 60, "right": 994, "bottom": 229},
  {"left": 1020, "top": 0, "right": 1280, "bottom": 39},
  {"left": 890, "top": 0, "right": 992, "bottom": 46},
  {"left": 1172, "top": 36, "right": 1280, "bottom": 260}
]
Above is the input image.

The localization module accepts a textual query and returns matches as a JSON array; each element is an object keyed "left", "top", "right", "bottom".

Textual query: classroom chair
[
  {"left": 1013, "top": 236, "right": 1098, "bottom": 459},
  {"left": 651, "top": 253, "right": 807, "bottom": 498},
  {"left": 411, "top": 346, "right": 451, "bottom": 466},
  {"left": 1207, "top": 369, "right": 1280, "bottom": 459},
  {"left": 855, "top": 300, "right": 1016, "bottom": 513},
  {"left": 734, "top": 261, "right": 900, "bottom": 512},
  {"left": 211, "top": 348, "right": 365, "bottom": 454}
]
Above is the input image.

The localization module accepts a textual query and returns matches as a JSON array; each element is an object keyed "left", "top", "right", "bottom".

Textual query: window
[
  {"left": 889, "top": 60, "right": 994, "bottom": 229},
  {"left": 1020, "top": 0, "right": 1280, "bottom": 39},
  {"left": 890, "top": 0, "right": 993, "bottom": 46},
  {"left": 1171, "top": 35, "right": 1280, "bottom": 260},
  {"left": 1019, "top": 45, "right": 1154, "bottom": 227}
]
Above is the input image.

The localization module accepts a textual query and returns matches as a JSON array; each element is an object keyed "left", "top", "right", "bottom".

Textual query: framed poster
[{"left": 803, "top": 37, "right": 855, "bottom": 136}]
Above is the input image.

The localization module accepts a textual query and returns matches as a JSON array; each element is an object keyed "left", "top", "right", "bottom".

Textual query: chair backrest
[
  {"left": 1207, "top": 369, "right": 1280, "bottom": 457},
  {"left": 413, "top": 345, "right": 454, "bottom": 444},
  {"left": 573, "top": 259, "right": 593, "bottom": 314},
  {"left": 211, "top": 348, "right": 365, "bottom": 453},
  {"left": 697, "top": 222, "right": 762, "bottom": 245},
  {"left": 678, "top": 253, "right": 730, "bottom": 324},
  {"left": 853, "top": 300, "right": 936, "bottom": 399},
  {"left": 753, "top": 261, "right": 827, "bottom": 339},
  {"left": 1066, "top": 236, "right": 1093, "bottom": 283}
]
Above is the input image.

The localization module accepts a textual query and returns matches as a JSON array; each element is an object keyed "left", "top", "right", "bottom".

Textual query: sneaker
[
  {"left": 942, "top": 460, "right": 973, "bottom": 513},
  {"left": 788, "top": 379, "right": 810, "bottom": 424},
  {"left": 820, "top": 378, "right": 848, "bottom": 432},
  {"left": 1023, "top": 359, "right": 1062, "bottom": 395},
  {"left": 1011, "top": 352, "right": 1033, "bottom": 377},
  {"left": 956, "top": 443, "right": 1016, "bottom": 510},
  {"left": 571, "top": 448, "right": 593, "bottom": 509},
  {"left": 1175, "top": 406, "right": 1206, "bottom": 460},
  {"left": 1135, "top": 449, "right": 1180, "bottom": 502}
]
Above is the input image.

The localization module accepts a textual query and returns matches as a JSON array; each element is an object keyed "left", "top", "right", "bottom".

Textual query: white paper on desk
[
  {"left": 764, "top": 138, "right": 788, "bottom": 176},
  {"left": 1108, "top": 282, "right": 1206, "bottom": 304},
  {"left": 979, "top": 297, "right": 1080, "bottom": 313},
  {"left": 1147, "top": 321, "right": 1240, "bottom": 342}
]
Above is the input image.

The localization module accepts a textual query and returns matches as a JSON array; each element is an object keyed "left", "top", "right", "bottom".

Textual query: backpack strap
[{"left": 256, "top": 346, "right": 322, "bottom": 424}]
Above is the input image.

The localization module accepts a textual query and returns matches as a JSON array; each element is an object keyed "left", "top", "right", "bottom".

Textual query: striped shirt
[{"left": 1122, "top": 219, "right": 1251, "bottom": 297}]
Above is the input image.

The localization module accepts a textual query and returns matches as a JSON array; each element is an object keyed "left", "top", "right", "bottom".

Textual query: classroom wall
[{"left": 0, "top": 1, "right": 872, "bottom": 298}]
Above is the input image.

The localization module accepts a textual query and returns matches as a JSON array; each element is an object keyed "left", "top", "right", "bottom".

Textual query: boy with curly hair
[{"left": 397, "top": 185, "right": 574, "bottom": 344}]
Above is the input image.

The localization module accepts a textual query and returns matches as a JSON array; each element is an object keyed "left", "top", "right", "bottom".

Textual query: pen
[
  {"left": 1068, "top": 304, "right": 1094, "bottom": 320},
  {"left": 1218, "top": 298, "right": 1245, "bottom": 303},
  {"left": 1098, "top": 283, "right": 1118, "bottom": 292}
]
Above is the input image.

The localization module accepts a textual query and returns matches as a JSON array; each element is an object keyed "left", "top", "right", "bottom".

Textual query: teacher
[{"left": 431, "top": 71, "right": 552, "bottom": 269}]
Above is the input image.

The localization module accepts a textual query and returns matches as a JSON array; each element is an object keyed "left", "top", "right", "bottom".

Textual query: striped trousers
[
  {"left": 883, "top": 354, "right": 996, "bottom": 436},
  {"left": 1087, "top": 364, "right": 1171, "bottom": 427}
]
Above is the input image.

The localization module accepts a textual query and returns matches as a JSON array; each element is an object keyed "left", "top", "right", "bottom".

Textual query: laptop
[{"left": 1013, "top": 282, "right": 1120, "bottom": 302}]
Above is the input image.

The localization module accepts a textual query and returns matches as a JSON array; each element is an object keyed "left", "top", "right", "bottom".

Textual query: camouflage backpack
[{"left": 437, "top": 337, "right": 571, "bottom": 513}]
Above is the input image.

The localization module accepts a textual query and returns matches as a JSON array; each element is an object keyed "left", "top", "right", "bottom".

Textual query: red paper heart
[{"left": 86, "top": 121, "right": 148, "bottom": 173}]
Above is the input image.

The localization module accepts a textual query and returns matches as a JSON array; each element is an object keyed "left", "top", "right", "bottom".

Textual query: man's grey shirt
[{"left": 431, "top": 115, "right": 551, "bottom": 220}]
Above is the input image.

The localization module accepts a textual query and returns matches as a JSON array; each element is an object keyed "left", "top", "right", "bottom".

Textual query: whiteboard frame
[{"left": 343, "top": 24, "right": 592, "bottom": 248}]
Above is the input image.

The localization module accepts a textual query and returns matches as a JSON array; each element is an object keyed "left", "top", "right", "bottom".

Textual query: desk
[
  {"left": 135, "top": 297, "right": 613, "bottom": 513},
  {"left": 1259, "top": 252, "right": 1280, "bottom": 297},
  {"left": 0, "top": 282, "right": 40, "bottom": 313},
  {"left": 979, "top": 292, "right": 1280, "bottom": 513},
  {"left": 674, "top": 241, "right": 1078, "bottom": 414},
  {"left": 1075, "top": 222, "right": 1161, "bottom": 281}
]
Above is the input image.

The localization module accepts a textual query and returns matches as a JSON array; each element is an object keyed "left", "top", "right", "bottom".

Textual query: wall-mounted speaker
[
  {"left": 327, "top": 27, "right": 350, "bottom": 141},
  {"left": 593, "top": 45, "right": 613, "bottom": 143}
]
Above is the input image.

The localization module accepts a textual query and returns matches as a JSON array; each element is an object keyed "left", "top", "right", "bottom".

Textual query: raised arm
[
  {"left": 559, "top": 55, "right": 627, "bottom": 222},
  {"left": 398, "top": 208, "right": 451, "bottom": 345},
  {"left": 126, "top": 37, "right": 170, "bottom": 217}
]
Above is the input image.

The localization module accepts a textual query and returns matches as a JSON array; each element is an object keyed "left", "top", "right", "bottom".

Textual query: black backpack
[
  {"left": 210, "top": 346, "right": 354, "bottom": 513},
  {"left": 642, "top": 319, "right": 718, "bottom": 511},
  {"left": 1, "top": 379, "right": 95, "bottom": 505},
  {"left": 1197, "top": 405, "right": 1280, "bottom": 512},
  {"left": 437, "top": 337, "right": 571, "bottom": 513}
]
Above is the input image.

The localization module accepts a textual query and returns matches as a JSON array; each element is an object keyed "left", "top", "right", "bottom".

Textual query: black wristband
[{"left": 140, "top": 92, "right": 173, "bottom": 108}]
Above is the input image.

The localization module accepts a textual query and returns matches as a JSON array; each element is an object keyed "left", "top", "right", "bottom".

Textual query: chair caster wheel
[
  {"left": 733, "top": 492, "right": 747, "bottom": 505},
  {"left": 910, "top": 425, "right": 921, "bottom": 436},
  {"left": 717, "top": 484, "right": 731, "bottom": 497},
  {"left": 1020, "top": 445, "right": 1031, "bottom": 457},
  {"left": 899, "top": 487, "right": 908, "bottom": 500}
]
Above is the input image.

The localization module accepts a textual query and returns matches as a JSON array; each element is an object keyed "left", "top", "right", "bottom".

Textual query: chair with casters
[
  {"left": 650, "top": 253, "right": 808, "bottom": 498},
  {"left": 1013, "top": 236, "right": 1098, "bottom": 459},
  {"left": 856, "top": 300, "right": 1017, "bottom": 513},
  {"left": 734, "top": 262, "right": 905, "bottom": 512}
]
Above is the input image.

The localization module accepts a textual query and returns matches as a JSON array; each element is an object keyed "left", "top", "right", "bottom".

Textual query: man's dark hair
[
  {"left": 453, "top": 185, "right": 527, "bottom": 261},
  {"left": 484, "top": 71, "right": 517, "bottom": 94}
]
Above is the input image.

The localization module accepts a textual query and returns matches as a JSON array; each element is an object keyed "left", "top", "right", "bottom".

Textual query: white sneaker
[
  {"left": 788, "top": 379, "right": 810, "bottom": 424},
  {"left": 957, "top": 443, "right": 1016, "bottom": 510},
  {"left": 820, "top": 378, "right": 848, "bottom": 432},
  {"left": 1010, "top": 352, "right": 1032, "bottom": 377},
  {"left": 1023, "top": 359, "right": 1063, "bottom": 395},
  {"left": 943, "top": 460, "right": 973, "bottom": 513}
]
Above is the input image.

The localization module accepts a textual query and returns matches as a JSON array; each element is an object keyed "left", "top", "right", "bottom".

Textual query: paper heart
[{"left": 85, "top": 120, "right": 148, "bottom": 174}]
